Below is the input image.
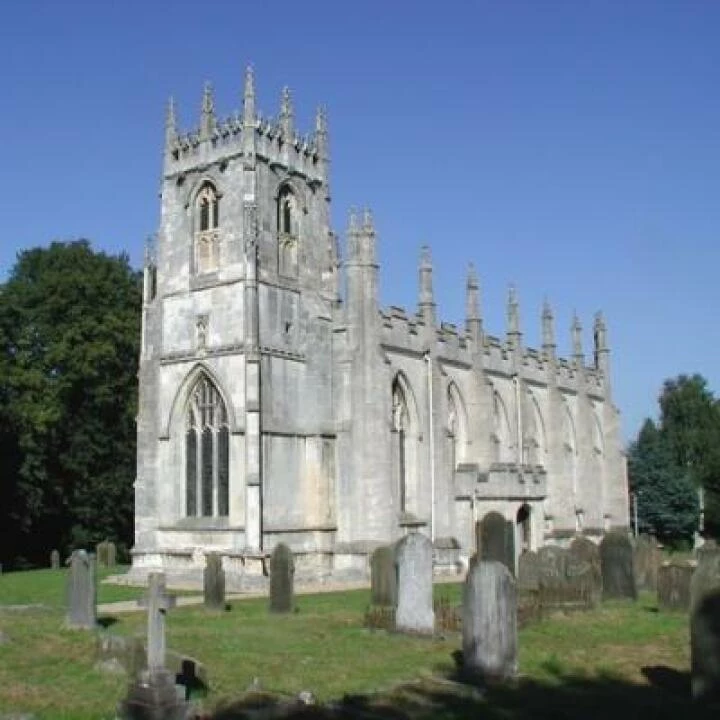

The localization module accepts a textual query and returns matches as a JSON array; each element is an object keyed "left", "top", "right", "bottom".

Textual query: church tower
[{"left": 134, "top": 70, "right": 338, "bottom": 579}]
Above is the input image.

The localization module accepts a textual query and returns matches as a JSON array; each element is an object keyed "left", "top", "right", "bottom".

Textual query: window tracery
[{"left": 195, "top": 184, "right": 220, "bottom": 275}]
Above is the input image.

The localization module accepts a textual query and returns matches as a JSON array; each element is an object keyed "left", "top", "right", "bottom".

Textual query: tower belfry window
[
  {"left": 195, "top": 184, "right": 220, "bottom": 274},
  {"left": 277, "top": 185, "right": 298, "bottom": 277}
]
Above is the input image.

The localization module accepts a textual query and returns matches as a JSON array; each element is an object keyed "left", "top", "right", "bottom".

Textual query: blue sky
[{"left": 2, "top": 1, "right": 719, "bottom": 441}]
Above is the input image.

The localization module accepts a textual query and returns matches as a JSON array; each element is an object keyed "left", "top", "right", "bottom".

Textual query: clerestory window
[
  {"left": 195, "top": 184, "right": 220, "bottom": 274},
  {"left": 185, "top": 375, "right": 229, "bottom": 517}
]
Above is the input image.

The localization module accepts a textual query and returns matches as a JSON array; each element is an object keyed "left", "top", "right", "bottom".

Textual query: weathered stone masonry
[{"left": 130, "top": 69, "right": 630, "bottom": 586}]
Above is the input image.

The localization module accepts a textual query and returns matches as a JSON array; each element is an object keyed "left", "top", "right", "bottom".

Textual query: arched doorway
[{"left": 516, "top": 503, "right": 532, "bottom": 553}]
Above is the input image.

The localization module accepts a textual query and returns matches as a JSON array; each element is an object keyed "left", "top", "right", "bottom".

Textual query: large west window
[{"left": 185, "top": 375, "right": 229, "bottom": 517}]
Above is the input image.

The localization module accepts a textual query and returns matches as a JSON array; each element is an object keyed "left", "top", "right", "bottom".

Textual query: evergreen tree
[
  {"left": 0, "top": 241, "right": 141, "bottom": 567},
  {"left": 628, "top": 418, "right": 698, "bottom": 546}
]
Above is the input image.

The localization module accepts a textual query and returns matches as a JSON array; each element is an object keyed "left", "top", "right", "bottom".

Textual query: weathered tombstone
[
  {"left": 568, "top": 536, "right": 602, "bottom": 607},
  {"left": 50, "top": 549, "right": 60, "bottom": 570},
  {"left": 462, "top": 560, "right": 517, "bottom": 682},
  {"left": 118, "top": 572, "right": 192, "bottom": 720},
  {"left": 203, "top": 553, "right": 225, "bottom": 612},
  {"left": 691, "top": 546, "right": 720, "bottom": 609},
  {"left": 96, "top": 540, "right": 117, "bottom": 568},
  {"left": 370, "top": 544, "right": 397, "bottom": 607},
  {"left": 634, "top": 534, "right": 660, "bottom": 591},
  {"left": 537, "top": 546, "right": 567, "bottom": 588},
  {"left": 691, "top": 587, "right": 720, "bottom": 701},
  {"left": 395, "top": 533, "right": 434, "bottom": 634},
  {"left": 517, "top": 550, "right": 541, "bottom": 592},
  {"left": 600, "top": 531, "right": 637, "bottom": 600},
  {"left": 65, "top": 550, "right": 97, "bottom": 629},
  {"left": 269, "top": 544, "right": 294, "bottom": 613},
  {"left": 477, "top": 511, "right": 515, "bottom": 575},
  {"left": 657, "top": 562, "right": 693, "bottom": 612}
]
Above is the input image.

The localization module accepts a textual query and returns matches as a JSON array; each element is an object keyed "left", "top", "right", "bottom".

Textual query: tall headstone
[
  {"left": 634, "top": 534, "right": 660, "bottom": 591},
  {"left": 65, "top": 550, "right": 97, "bottom": 629},
  {"left": 203, "top": 553, "right": 226, "bottom": 611},
  {"left": 517, "top": 551, "right": 540, "bottom": 592},
  {"left": 96, "top": 540, "right": 117, "bottom": 568},
  {"left": 370, "top": 545, "right": 397, "bottom": 607},
  {"left": 118, "top": 572, "right": 192, "bottom": 720},
  {"left": 600, "top": 531, "right": 637, "bottom": 600},
  {"left": 657, "top": 562, "right": 693, "bottom": 612},
  {"left": 463, "top": 560, "right": 518, "bottom": 682},
  {"left": 50, "top": 549, "right": 60, "bottom": 569},
  {"left": 568, "top": 536, "right": 602, "bottom": 606},
  {"left": 395, "top": 533, "right": 434, "bottom": 634},
  {"left": 269, "top": 544, "right": 294, "bottom": 613},
  {"left": 477, "top": 511, "right": 515, "bottom": 575},
  {"left": 690, "top": 546, "right": 720, "bottom": 700}
]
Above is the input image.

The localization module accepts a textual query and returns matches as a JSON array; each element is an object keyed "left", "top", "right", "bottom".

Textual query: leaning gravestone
[
  {"left": 269, "top": 544, "right": 294, "bottom": 613},
  {"left": 568, "top": 536, "right": 602, "bottom": 607},
  {"left": 463, "top": 560, "right": 517, "bottom": 682},
  {"left": 634, "top": 534, "right": 660, "bottom": 592},
  {"left": 65, "top": 550, "right": 97, "bottom": 629},
  {"left": 477, "top": 512, "right": 515, "bottom": 575},
  {"left": 600, "top": 531, "right": 637, "bottom": 600},
  {"left": 370, "top": 545, "right": 397, "bottom": 607},
  {"left": 657, "top": 562, "right": 693, "bottom": 612},
  {"left": 117, "top": 572, "right": 193, "bottom": 720},
  {"left": 50, "top": 549, "right": 60, "bottom": 570},
  {"left": 395, "top": 533, "right": 434, "bottom": 634},
  {"left": 517, "top": 551, "right": 541, "bottom": 592},
  {"left": 203, "top": 553, "right": 225, "bottom": 612}
]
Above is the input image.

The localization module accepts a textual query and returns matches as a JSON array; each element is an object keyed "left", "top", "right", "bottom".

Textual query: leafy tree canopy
[{"left": 0, "top": 240, "right": 141, "bottom": 567}]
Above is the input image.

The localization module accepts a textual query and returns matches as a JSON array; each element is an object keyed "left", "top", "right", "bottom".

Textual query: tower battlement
[{"left": 163, "top": 69, "right": 328, "bottom": 188}]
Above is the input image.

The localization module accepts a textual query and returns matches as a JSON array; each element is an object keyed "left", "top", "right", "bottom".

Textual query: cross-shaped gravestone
[{"left": 138, "top": 572, "right": 176, "bottom": 674}]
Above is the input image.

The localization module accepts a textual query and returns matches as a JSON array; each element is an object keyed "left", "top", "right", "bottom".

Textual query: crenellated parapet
[{"left": 163, "top": 70, "right": 328, "bottom": 188}]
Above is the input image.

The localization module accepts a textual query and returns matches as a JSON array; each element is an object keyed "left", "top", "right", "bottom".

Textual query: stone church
[{"left": 129, "top": 69, "right": 629, "bottom": 585}]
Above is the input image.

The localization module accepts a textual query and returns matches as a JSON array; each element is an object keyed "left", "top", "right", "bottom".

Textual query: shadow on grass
[
  {"left": 210, "top": 667, "right": 719, "bottom": 720},
  {"left": 97, "top": 615, "right": 119, "bottom": 628}
]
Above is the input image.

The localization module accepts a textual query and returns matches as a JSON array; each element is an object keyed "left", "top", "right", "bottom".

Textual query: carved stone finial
[
  {"left": 542, "top": 297, "right": 555, "bottom": 351},
  {"left": 593, "top": 311, "right": 607, "bottom": 352},
  {"left": 466, "top": 263, "right": 480, "bottom": 322},
  {"left": 165, "top": 96, "right": 178, "bottom": 150},
  {"left": 507, "top": 284, "right": 520, "bottom": 335},
  {"left": 348, "top": 207, "right": 359, "bottom": 234},
  {"left": 243, "top": 65, "right": 256, "bottom": 125},
  {"left": 571, "top": 312, "right": 583, "bottom": 358},
  {"left": 279, "top": 86, "right": 294, "bottom": 139},
  {"left": 200, "top": 82, "right": 216, "bottom": 141},
  {"left": 362, "top": 208, "right": 374, "bottom": 233}
]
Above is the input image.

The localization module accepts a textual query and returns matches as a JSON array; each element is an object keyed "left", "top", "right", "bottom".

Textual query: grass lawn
[{"left": 0, "top": 574, "right": 705, "bottom": 720}]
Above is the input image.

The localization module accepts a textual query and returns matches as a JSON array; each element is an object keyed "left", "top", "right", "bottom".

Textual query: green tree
[
  {"left": 0, "top": 241, "right": 141, "bottom": 567},
  {"left": 628, "top": 418, "right": 698, "bottom": 547},
  {"left": 658, "top": 374, "right": 720, "bottom": 537}
]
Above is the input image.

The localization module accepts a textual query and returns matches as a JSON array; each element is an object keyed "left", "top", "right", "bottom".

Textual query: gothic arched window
[
  {"left": 195, "top": 183, "right": 220, "bottom": 274},
  {"left": 277, "top": 185, "right": 298, "bottom": 277},
  {"left": 185, "top": 375, "right": 229, "bottom": 517}
]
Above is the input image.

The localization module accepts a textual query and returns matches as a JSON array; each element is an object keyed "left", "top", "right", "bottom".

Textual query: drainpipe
[{"left": 425, "top": 352, "right": 435, "bottom": 542}]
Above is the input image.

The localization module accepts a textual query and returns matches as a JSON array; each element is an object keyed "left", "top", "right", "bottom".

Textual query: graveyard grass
[{"left": 0, "top": 573, "right": 705, "bottom": 720}]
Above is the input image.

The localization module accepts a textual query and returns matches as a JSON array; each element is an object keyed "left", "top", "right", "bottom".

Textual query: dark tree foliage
[
  {"left": 628, "top": 419, "right": 699, "bottom": 547},
  {"left": 0, "top": 241, "right": 141, "bottom": 568}
]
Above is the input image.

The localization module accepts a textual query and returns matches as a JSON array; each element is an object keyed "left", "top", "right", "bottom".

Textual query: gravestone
[
  {"left": 203, "top": 553, "right": 225, "bottom": 612},
  {"left": 118, "top": 572, "right": 192, "bottom": 719},
  {"left": 395, "top": 533, "right": 434, "bottom": 634},
  {"left": 50, "top": 549, "right": 60, "bottom": 570},
  {"left": 463, "top": 560, "right": 517, "bottom": 682},
  {"left": 65, "top": 550, "right": 96, "bottom": 629},
  {"left": 568, "top": 536, "right": 602, "bottom": 607},
  {"left": 517, "top": 551, "right": 541, "bottom": 592},
  {"left": 370, "top": 545, "right": 397, "bottom": 607},
  {"left": 691, "top": 546, "right": 720, "bottom": 610},
  {"left": 537, "top": 546, "right": 567, "bottom": 588},
  {"left": 269, "top": 544, "right": 294, "bottom": 613},
  {"left": 691, "top": 587, "right": 720, "bottom": 701},
  {"left": 96, "top": 540, "right": 117, "bottom": 568},
  {"left": 477, "top": 512, "right": 515, "bottom": 575},
  {"left": 634, "top": 534, "right": 660, "bottom": 591},
  {"left": 600, "top": 531, "right": 637, "bottom": 600},
  {"left": 657, "top": 562, "right": 693, "bottom": 612}
]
